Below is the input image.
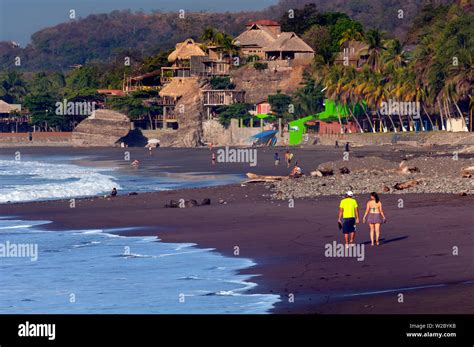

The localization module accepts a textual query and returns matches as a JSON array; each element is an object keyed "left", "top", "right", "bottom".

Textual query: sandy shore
[{"left": 1, "top": 145, "right": 473, "bottom": 313}]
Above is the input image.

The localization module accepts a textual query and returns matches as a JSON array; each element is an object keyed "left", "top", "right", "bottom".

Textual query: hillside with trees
[
  {"left": 0, "top": 1, "right": 470, "bottom": 133},
  {"left": 0, "top": 0, "right": 457, "bottom": 71}
]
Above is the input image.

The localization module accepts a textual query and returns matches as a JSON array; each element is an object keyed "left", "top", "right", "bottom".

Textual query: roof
[
  {"left": 159, "top": 77, "right": 200, "bottom": 98},
  {"left": 235, "top": 24, "right": 278, "bottom": 48},
  {"left": 0, "top": 100, "right": 21, "bottom": 113},
  {"left": 246, "top": 20, "right": 280, "bottom": 27},
  {"left": 168, "top": 39, "right": 206, "bottom": 62},
  {"left": 263, "top": 32, "right": 314, "bottom": 53}
]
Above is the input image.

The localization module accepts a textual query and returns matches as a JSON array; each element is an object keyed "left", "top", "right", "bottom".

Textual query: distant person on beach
[
  {"left": 284, "top": 150, "right": 293, "bottom": 167},
  {"left": 111, "top": 188, "right": 117, "bottom": 197},
  {"left": 289, "top": 163, "right": 303, "bottom": 178},
  {"left": 148, "top": 145, "right": 153, "bottom": 156},
  {"left": 212, "top": 152, "right": 216, "bottom": 165},
  {"left": 345, "top": 142, "right": 350, "bottom": 152},
  {"left": 274, "top": 152, "right": 280, "bottom": 166},
  {"left": 363, "top": 192, "right": 387, "bottom": 246},
  {"left": 338, "top": 191, "right": 359, "bottom": 247},
  {"left": 335, "top": 140, "right": 339, "bottom": 148}
]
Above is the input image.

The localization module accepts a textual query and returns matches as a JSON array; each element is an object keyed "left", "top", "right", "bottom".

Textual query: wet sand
[{"left": 1, "top": 146, "right": 473, "bottom": 313}]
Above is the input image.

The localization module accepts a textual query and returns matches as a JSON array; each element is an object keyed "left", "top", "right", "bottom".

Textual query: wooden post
[{"left": 470, "top": 108, "right": 473, "bottom": 132}]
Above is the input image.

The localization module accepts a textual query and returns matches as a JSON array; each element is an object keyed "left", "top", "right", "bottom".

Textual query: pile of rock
[{"left": 271, "top": 156, "right": 474, "bottom": 199}]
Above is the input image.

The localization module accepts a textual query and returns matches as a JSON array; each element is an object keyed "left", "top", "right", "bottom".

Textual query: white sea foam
[{"left": 0, "top": 159, "right": 119, "bottom": 203}]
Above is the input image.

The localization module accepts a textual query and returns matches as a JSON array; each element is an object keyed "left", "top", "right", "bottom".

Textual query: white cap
[{"left": 346, "top": 191, "right": 354, "bottom": 197}]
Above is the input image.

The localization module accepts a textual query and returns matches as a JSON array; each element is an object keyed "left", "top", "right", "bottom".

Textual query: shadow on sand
[{"left": 360, "top": 236, "right": 409, "bottom": 245}]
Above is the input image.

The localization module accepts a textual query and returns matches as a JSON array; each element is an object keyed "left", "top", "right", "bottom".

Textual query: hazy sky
[{"left": 0, "top": 0, "right": 278, "bottom": 46}]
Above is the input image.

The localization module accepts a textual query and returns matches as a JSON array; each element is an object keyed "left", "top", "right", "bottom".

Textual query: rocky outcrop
[
  {"left": 72, "top": 109, "right": 131, "bottom": 147},
  {"left": 231, "top": 64, "right": 306, "bottom": 103},
  {"left": 159, "top": 78, "right": 205, "bottom": 147}
]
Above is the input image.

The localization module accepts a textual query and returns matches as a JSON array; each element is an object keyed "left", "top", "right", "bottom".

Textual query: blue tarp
[
  {"left": 250, "top": 130, "right": 278, "bottom": 139},
  {"left": 250, "top": 130, "right": 278, "bottom": 146}
]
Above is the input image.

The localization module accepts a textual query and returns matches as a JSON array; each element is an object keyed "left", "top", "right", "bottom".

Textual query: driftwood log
[
  {"left": 244, "top": 173, "right": 289, "bottom": 183},
  {"left": 393, "top": 180, "right": 420, "bottom": 190}
]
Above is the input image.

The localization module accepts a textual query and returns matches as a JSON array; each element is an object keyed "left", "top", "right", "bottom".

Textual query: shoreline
[
  {"left": 1, "top": 146, "right": 473, "bottom": 314},
  {"left": 3, "top": 185, "right": 473, "bottom": 314}
]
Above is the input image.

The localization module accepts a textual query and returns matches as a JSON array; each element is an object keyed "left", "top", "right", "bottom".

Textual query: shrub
[{"left": 253, "top": 62, "right": 268, "bottom": 71}]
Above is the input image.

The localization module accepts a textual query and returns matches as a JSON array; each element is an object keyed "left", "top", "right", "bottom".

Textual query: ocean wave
[{"left": 0, "top": 159, "right": 119, "bottom": 203}]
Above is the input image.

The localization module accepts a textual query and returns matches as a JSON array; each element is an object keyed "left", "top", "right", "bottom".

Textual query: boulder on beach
[{"left": 72, "top": 109, "right": 131, "bottom": 147}]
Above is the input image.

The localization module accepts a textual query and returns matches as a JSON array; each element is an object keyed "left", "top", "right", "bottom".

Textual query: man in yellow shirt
[{"left": 338, "top": 191, "right": 360, "bottom": 247}]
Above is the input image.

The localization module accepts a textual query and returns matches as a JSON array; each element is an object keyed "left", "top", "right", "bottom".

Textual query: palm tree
[
  {"left": 364, "top": 29, "right": 387, "bottom": 72},
  {"left": 0, "top": 70, "right": 27, "bottom": 104},
  {"left": 201, "top": 27, "right": 217, "bottom": 44},
  {"left": 338, "top": 28, "right": 364, "bottom": 46},
  {"left": 294, "top": 73, "right": 324, "bottom": 117},
  {"left": 382, "top": 39, "right": 410, "bottom": 72}
]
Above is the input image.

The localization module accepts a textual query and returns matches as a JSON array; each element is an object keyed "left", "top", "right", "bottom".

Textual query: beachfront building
[
  {"left": 160, "top": 38, "right": 206, "bottom": 84},
  {"left": 160, "top": 39, "right": 233, "bottom": 83},
  {"left": 123, "top": 71, "right": 162, "bottom": 92},
  {"left": 235, "top": 20, "right": 281, "bottom": 59},
  {"left": 0, "top": 100, "right": 28, "bottom": 132},
  {"left": 235, "top": 20, "right": 314, "bottom": 63},
  {"left": 334, "top": 40, "right": 369, "bottom": 68},
  {"left": 263, "top": 32, "right": 314, "bottom": 61},
  {"left": 202, "top": 89, "right": 246, "bottom": 119}
]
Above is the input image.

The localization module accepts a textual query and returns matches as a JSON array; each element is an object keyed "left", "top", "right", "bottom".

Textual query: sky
[{"left": 0, "top": 0, "right": 278, "bottom": 46}]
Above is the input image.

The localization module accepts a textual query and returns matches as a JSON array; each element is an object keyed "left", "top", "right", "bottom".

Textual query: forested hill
[{"left": 0, "top": 0, "right": 457, "bottom": 71}]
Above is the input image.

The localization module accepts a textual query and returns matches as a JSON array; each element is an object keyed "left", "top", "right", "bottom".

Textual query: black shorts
[{"left": 342, "top": 218, "right": 356, "bottom": 233}]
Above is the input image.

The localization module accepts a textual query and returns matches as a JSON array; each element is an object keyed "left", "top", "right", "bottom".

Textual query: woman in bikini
[{"left": 363, "top": 192, "right": 387, "bottom": 246}]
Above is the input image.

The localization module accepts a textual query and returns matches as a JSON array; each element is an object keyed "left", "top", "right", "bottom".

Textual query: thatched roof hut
[
  {"left": 264, "top": 32, "right": 314, "bottom": 54},
  {"left": 235, "top": 24, "right": 278, "bottom": 49},
  {"left": 159, "top": 77, "right": 200, "bottom": 98},
  {"left": 168, "top": 39, "right": 206, "bottom": 63},
  {"left": 0, "top": 100, "right": 21, "bottom": 114}
]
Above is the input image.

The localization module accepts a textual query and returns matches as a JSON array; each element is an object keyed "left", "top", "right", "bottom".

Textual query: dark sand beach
[{"left": 1, "top": 146, "right": 473, "bottom": 314}]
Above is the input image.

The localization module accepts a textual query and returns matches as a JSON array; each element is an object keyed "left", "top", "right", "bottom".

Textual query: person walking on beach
[
  {"left": 211, "top": 152, "right": 216, "bottom": 165},
  {"left": 338, "top": 191, "right": 359, "bottom": 247},
  {"left": 274, "top": 152, "right": 280, "bottom": 166},
  {"left": 335, "top": 140, "right": 339, "bottom": 148},
  {"left": 345, "top": 142, "right": 350, "bottom": 152},
  {"left": 284, "top": 150, "right": 293, "bottom": 168},
  {"left": 363, "top": 192, "right": 387, "bottom": 246}
]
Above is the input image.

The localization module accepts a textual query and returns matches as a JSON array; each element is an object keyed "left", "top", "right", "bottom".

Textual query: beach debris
[
  {"left": 316, "top": 168, "right": 334, "bottom": 176},
  {"left": 244, "top": 172, "right": 288, "bottom": 183},
  {"left": 398, "top": 160, "right": 420, "bottom": 174},
  {"left": 393, "top": 179, "right": 420, "bottom": 190},
  {"left": 165, "top": 200, "right": 179, "bottom": 208},
  {"left": 218, "top": 199, "right": 227, "bottom": 205},
  {"left": 165, "top": 199, "right": 210, "bottom": 208},
  {"left": 461, "top": 166, "right": 474, "bottom": 178},
  {"left": 310, "top": 170, "right": 323, "bottom": 177},
  {"left": 382, "top": 186, "right": 391, "bottom": 193},
  {"left": 128, "top": 192, "right": 138, "bottom": 196},
  {"left": 339, "top": 167, "right": 351, "bottom": 175},
  {"left": 459, "top": 192, "right": 468, "bottom": 196}
]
